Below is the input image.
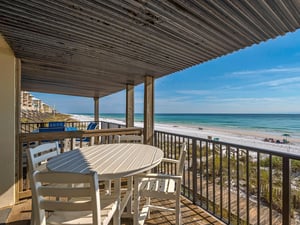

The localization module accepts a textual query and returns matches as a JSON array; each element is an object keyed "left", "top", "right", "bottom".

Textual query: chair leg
[
  {"left": 113, "top": 178, "right": 121, "bottom": 225},
  {"left": 30, "top": 180, "right": 36, "bottom": 225},
  {"left": 30, "top": 206, "right": 35, "bottom": 225},
  {"left": 175, "top": 197, "right": 181, "bottom": 225},
  {"left": 146, "top": 197, "right": 151, "bottom": 218}
]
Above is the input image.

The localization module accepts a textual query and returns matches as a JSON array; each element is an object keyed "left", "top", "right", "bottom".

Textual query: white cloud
[
  {"left": 202, "top": 96, "right": 296, "bottom": 103},
  {"left": 176, "top": 90, "right": 213, "bottom": 95},
  {"left": 255, "top": 77, "right": 300, "bottom": 87},
  {"left": 229, "top": 66, "right": 300, "bottom": 77}
]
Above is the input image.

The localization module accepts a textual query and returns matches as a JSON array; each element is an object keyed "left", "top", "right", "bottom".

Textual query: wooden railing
[{"left": 21, "top": 120, "right": 103, "bottom": 133}]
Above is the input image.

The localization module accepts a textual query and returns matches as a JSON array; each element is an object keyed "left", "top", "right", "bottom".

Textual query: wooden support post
[
  {"left": 126, "top": 84, "right": 134, "bottom": 128},
  {"left": 94, "top": 97, "right": 99, "bottom": 144},
  {"left": 94, "top": 97, "right": 99, "bottom": 124},
  {"left": 144, "top": 76, "right": 154, "bottom": 145}
]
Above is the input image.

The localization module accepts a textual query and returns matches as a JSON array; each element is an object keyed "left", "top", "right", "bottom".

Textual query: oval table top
[{"left": 47, "top": 143, "right": 164, "bottom": 180}]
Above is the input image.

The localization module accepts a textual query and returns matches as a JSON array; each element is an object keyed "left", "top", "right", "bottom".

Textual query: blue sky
[{"left": 33, "top": 29, "right": 300, "bottom": 114}]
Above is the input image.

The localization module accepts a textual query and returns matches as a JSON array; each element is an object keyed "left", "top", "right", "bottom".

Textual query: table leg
[
  {"left": 133, "top": 176, "right": 139, "bottom": 225},
  {"left": 126, "top": 176, "right": 133, "bottom": 213},
  {"left": 113, "top": 178, "right": 121, "bottom": 225}
]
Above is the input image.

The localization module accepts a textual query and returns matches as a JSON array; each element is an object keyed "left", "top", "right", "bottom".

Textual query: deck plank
[{"left": 5, "top": 197, "right": 223, "bottom": 225}]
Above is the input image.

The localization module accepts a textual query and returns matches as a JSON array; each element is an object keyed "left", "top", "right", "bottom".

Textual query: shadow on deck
[{"left": 5, "top": 197, "right": 223, "bottom": 225}]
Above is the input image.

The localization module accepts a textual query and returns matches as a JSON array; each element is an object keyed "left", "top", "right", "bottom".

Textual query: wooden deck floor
[{"left": 5, "top": 197, "right": 224, "bottom": 225}]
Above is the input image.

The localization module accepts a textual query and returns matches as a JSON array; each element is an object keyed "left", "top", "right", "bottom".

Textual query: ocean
[{"left": 70, "top": 113, "right": 300, "bottom": 139}]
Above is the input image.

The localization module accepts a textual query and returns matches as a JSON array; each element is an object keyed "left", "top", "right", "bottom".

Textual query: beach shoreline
[{"left": 70, "top": 114, "right": 300, "bottom": 154}]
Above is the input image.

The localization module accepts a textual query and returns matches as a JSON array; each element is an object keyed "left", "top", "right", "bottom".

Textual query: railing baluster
[
  {"left": 269, "top": 155, "right": 272, "bottom": 225},
  {"left": 154, "top": 130, "right": 157, "bottom": 147},
  {"left": 188, "top": 138, "right": 191, "bottom": 199},
  {"left": 220, "top": 143, "right": 223, "bottom": 219},
  {"left": 228, "top": 145, "right": 231, "bottom": 224},
  {"left": 200, "top": 140, "right": 203, "bottom": 207},
  {"left": 206, "top": 140, "right": 209, "bottom": 210},
  {"left": 159, "top": 131, "right": 161, "bottom": 148},
  {"left": 192, "top": 138, "right": 197, "bottom": 204},
  {"left": 282, "top": 157, "right": 290, "bottom": 225},
  {"left": 257, "top": 152, "right": 260, "bottom": 225},
  {"left": 237, "top": 148, "right": 240, "bottom": 225},
  {"left": 246, "top": 150, "right": 250, "bottom": 225},
  {"left": 166, "top": 133, "right": 169, "bottom": 174},
  {"left": 182, "top": 136, "right": 186, "bottom": 196},
  {"left": 213, "top": 141, "right": 216, "bottom": 214}
]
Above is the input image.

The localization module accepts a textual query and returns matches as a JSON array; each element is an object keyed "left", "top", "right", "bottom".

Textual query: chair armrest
[{"left": 161, "top": 158, "right": 179, "bottom": 164}]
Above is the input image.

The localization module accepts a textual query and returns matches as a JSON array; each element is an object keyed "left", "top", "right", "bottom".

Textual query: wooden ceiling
[{"left": 1, "top": 1, "right": 300, "bottom": 98}]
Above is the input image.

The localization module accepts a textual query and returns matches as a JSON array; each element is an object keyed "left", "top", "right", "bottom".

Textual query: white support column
[
  {"left": 15, "top": 59, "right": 21, "bottom": 201},
  {"left": 126, "top": 84, "right": 134, "bottom": 128},
  {"left": 0, "top": 35, "right": 17, "bottom": 207},
  {"left": 144, "top": 76, "right": 154, "bottom": 145}
]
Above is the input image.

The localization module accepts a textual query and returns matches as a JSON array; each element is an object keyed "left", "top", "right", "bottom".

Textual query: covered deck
[{"left": 1, "top": 1, "right": 300, "bottom": 225}]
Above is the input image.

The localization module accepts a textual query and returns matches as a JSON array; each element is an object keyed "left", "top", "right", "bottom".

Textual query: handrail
[{"left": 20, "top": 127, "right": 142, "bottom": 142}]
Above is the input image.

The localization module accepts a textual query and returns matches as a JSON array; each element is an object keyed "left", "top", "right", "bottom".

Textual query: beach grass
[{"left": 21, "top": 112, "right": 76, "bottom": 123}]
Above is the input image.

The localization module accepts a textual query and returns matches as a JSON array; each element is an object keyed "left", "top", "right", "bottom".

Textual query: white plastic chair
[
  {"left": 133, "top": 143, "right": 187, "bottom": 225},
  {"left": 115, "top": 134, "right": 143, "bottom": 144},
  {"left": 106, "top": 134, "right": 144, "bottom": 193},
  {"left": 26, "top": 142, "right": 60, "bottom": 172},
  {"left": 31, "top": 170, "right": 117, "bottom": 225},
  {"left": 104, "top": 134, "right": 144, "bottom": 215},
  {"left": 26, "top": 142, "right": 60, "bottom": 225}
]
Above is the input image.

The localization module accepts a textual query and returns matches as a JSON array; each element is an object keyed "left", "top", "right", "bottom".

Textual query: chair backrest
[
  {"left": 87, "top": 122, "right": 98, "bottom": 130},
  {"left": 49, "top": 121, "right": 65, "bottom": 128},
  {"left": 27, "top": 142, "right": 60, "bottom": 172},
  {"left": 39, "top": 127, "right": 65, "bottom": 132},
  {"left": 31, "top": 171, "right": 101, "bottom": 225},
  {"left": 116, "top": 134, "right": 143, "bottom": 144},
  {"left": 176, "top": 142, "right": 187, "bottom": 176}
]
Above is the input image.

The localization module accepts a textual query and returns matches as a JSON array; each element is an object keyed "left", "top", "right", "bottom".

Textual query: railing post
[
  {"left": 282, "top": 156, "right": 291, "bottom": 225},
  {"left": 192, "top": 138, "right": 197, "bottom": 204}
]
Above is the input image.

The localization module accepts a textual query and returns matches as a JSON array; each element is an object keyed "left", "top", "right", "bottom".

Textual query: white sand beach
[
  {"left": 70, "top": 114, "right": 300, "bottom": 155},
  {"left": 152, "top": 122, "right": 300, "bottom": 155}
]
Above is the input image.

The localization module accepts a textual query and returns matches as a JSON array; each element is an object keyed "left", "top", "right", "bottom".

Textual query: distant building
[
  {"left": 32, "top": 97, "right": 42, "bottom": 111},
  {"left": 21, "top": 91, "right": 54, "bottom": 113},
  {"left": 43, "top": 103, "right": 54, "bottom": 113}
]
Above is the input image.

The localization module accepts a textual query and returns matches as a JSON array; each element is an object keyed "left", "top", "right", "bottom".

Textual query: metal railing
[
  {"left": 19, "top": 121, "right": 300, "bottom": 224},
  {"left": 154, "top": 130, "right": 300, "bottom": 225}
]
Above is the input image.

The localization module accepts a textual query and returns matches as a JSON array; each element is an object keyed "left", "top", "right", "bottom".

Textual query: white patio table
[{"left": 46, "top": 143, "right": 164, "bottom": 225}]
